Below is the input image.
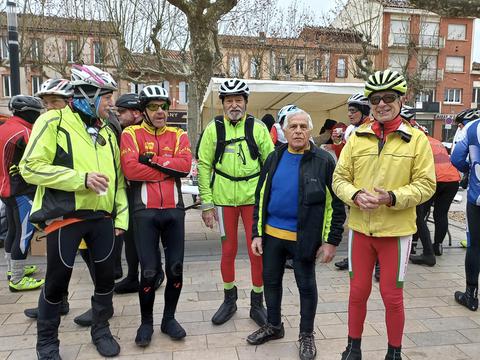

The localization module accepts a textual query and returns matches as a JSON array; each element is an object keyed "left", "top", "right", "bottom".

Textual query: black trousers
[
  {"left": 263, "top": 234, "right": 317, "bottom": 333},
  {"left": 466, "top": 202, "right": 480, "bottom": 287}
]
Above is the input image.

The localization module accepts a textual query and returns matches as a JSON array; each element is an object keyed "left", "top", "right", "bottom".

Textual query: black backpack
[{"left": 196, "top": 114, "right": 261, "bottom": 185}]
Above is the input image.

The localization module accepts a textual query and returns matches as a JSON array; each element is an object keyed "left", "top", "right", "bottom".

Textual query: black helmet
[
  {"left": 455, "top": 108, "right": 480, "bottom": 125},
  {"left": 8, "top": 95, "right": 44, "bottom": 113},
  {"left": 115, "top": 93, "right": 141, "bottom": 111}
]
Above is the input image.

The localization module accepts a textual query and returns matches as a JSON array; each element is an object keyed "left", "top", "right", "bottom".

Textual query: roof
[
  {"left": 124, "top": 51, "right": 190, "bottom": 80},
  {"left": 0, "top": 13, "right": 119, "bottom": 37}
]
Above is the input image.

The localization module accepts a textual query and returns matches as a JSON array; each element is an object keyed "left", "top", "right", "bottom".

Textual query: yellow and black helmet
[{"left": 365, "top": 69, "right": 408, "bottom": 98}]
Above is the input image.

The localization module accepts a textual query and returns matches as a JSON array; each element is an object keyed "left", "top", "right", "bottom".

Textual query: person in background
[
  {"left": 247, "top": 108, "right": 345, "bottom": 360},
  {"left": 271, "top": 105, "right": 297, "bottom": 147},
  {"left": 406, "top": 110, "right": 460, "bottom": 266},
  {"left": 261, "top": 113, "right": 275, "bottom": 133},
  {"left": 451, "top": 110, "right": 480, "bottom": 312},
  {"left": 313, "top": 118, "right": 337, "bottom": 146},
  {"left": 334, "top": 70, "right": 435, "bottom": 360},
  {"left": 0, "top": 96, "right": 45, "bottom": 292}
]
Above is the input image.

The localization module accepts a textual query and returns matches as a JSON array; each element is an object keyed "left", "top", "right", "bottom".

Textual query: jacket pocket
[{"left": 303, "top": 178, "right": 325, "bottom": 205}]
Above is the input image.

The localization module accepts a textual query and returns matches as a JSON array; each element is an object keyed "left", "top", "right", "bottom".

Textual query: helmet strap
[{"left": 78, "top": 86, "right": 101, "bottom": 115}]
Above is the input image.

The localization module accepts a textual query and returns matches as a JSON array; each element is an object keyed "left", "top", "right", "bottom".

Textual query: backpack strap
[{"left": 244, "top": 115, "right": 260, "bottom": 162}]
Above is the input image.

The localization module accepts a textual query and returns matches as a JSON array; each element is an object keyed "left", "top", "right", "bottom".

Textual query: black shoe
[
  {"left": 335, "top": 258, "right": 349, "bottom": 270},
  {"left": 91, "top": 296, "right": 120, "bottom": 357},
  {"left": 385, "top": 344, "right": 402, "bottom": 360},
  {"left": 161, "top": 318, "right": 186, "bottom": 340},
  {"left": 114, "top": 267, "right": 123, "bottom": 280},
  {"left": 155, "top": 267, "right": 165, "bottom": 290},
  {"left": 299, "top": 332, "right": 316, "bottom": 360},
  {"left": 135, "top": 323, "right": 154, "bottom": 347},
  {"left": 74, "top": 308, "right": 93, "bottom": 327},
  {"left": 433, "top": 243, "right": 443, "bottom": 256},
  {"left": 114, "top": 276, "right": 139, "bottom": 294},
  {"left": 409, "top": 254, "right": 436, "bottom": 267},
  {"left": 27, "top": 295, "right": 70, "bottom": 319},
  {"left": 455, "top": 286, "right": 479, "bottom": 311},
  {"left": 246, "top": 322, "right": 285, "bottom": 345},
  {"left": 250, "top": 290, "right": 267, "bottom": 327},
  {"left": 285, "top": 258, "right": 294, "bottom": 269},
  {"left": 341, "top": 336, "right": 362, "bottom": 360},
  {"left": 374, "top": 262, "right": 380, "bottom": 282},
  {"left": 211, "top": 286, "right": 238, "bottom": 325},
  {"left": 37, "top": 317, "right": 62, "bottom": 360}
]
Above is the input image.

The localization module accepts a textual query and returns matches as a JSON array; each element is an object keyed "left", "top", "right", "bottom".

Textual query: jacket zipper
[{"left": 155, "top": 128, "right": 164, "bottom": 209}]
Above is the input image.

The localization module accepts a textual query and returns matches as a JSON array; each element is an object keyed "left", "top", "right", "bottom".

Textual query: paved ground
[{"left": 0, "top": 196, "right": 479, "bottom": 360}]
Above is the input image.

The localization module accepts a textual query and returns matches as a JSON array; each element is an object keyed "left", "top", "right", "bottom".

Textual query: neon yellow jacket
[
  {"left": 333, "top": 119, "right": 435, "bottom": 237},
  {"left": 197, "top": 115, "right": 274, "bottom": 208},
  {"left": 19, "top": 106, "right": 128, "bottom": 230}
]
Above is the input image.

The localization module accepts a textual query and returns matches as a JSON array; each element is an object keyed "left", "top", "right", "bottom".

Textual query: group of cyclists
[{"left": 0, "top": 63, "right": 479, "bottom": 360}]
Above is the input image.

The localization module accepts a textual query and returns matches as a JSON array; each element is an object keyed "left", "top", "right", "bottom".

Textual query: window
[
  {"left": 447, "top": 24, "right": 466, "bottom": 40},
  {"left": 229, "top": 55, "right": 240, "bottom": 77},
  {"left": 66, "top": 40, "right": 78, "bottom": 63},
  {"left": 93, "top": 42, "right": 103, "bottom": 64},
  {"left": 160, "top": 80, "right": 169, "bottom": 93},
  {"left": 415, "top": 88, "right": 435, "bottom": 102},
  {"left": 420, "top": 22, "right": 439, "bottom": 47},
  {"left": 1, "top": 37, "right": 8, "bottom": 59},
  {"left": 313, "top": 58, "right": 322, "bottom": 77},
  {"left": 445, "top": 56, "right": 464, "bottom": 72},
  {"left": 250, "top": 57, "right": 259, "bottom": 78},
  {"left": 336, "top": 58, "right": 346, "bottom": 78},
  {"left": 388, "top": 53, "right": 408, "bottom": 73},
  {"left": 419, "top": 55, "right": 438, "bottom": 80},
  {"left": 390, "top": 19, "right": 410, "bottom": 45},
  {"left": 31, "top": 76, "right": 42, "bottom": 95},
  {"left": 3, "top": 75, "right": 11, "bottom": 97},
  {"left": 444, "top": 88, "right": 462, "bottom": 104},
  {"left": 473, "top": 87, "right": 480, "bottom": 105},
  {"left": 295, "top": 58, "right": 304, "bottom": 75},
  {"left": 179, "top": 81, "right": 188, "bottom": 104},
  {"left": 130, "top": 83, "right": 145, "bottom": 93},
  {"left": 31, "top": 38, "right": 41, "bottom": 61},
  {"left": 277, "top": 57, "right": 287, "bottom": 74}
]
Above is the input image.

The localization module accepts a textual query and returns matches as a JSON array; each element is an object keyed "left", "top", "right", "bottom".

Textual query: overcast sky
[{"left": 277, "top": 0, "right": 480, "bottom": 62}]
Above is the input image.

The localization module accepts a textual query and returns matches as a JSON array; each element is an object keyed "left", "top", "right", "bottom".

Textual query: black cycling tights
[
  {"left": 133, "top": 208, "right": 185, "bottom": 323},
  {"left": 38, "top": 218, "right": 115, "bottom": 320},
  {"left": 466, "top": 202, "right": 480, "bottom": 287}
]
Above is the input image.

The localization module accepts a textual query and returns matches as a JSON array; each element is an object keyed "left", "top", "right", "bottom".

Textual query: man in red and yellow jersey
[{"left": 120, "top": 85, "right": 192, "bottom": 346}]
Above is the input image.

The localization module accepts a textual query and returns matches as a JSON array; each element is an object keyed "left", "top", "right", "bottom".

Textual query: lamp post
[{"left": 7, "top": 0, "right": 20, "bottom": 96}]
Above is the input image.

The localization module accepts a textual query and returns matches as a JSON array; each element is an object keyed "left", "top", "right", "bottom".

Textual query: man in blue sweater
[{"left": 247, "top": 108, "right": 346, "bottom": 360}]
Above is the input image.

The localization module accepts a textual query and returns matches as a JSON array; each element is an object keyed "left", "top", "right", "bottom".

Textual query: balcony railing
[
  {"left": 389, "top": 33, "right": 445, "bottom": 49},
  {"left": 419, "top": 35, "right": 444, "bottom": 48},
  {"left": 420, "top": 68, "right": 443, "bottom": 81}
]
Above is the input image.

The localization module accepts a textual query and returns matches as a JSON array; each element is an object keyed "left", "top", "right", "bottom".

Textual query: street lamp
[{"left": 7, "top": 0, "right": 20, "bottom": 96}]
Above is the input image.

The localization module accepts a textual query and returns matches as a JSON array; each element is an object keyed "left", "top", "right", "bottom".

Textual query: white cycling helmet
[
  {"left": 139, "top": 85, "right": 171, "bottom": 109},
  {"left": 219, "top": 78, "right": 250, "bottom": 99},
  {"left": 400, "top": 105, "right": 415, "bottom": 121},
  {"left": 36, "top": 79, "right": 74, "bottom": 98},
  {"left": 347, "top": 93, "right": 369, "bottom": 107},
  {"left": 277, "top": 104, "right": 298, "bottom": 124},
  {"left": 71, "top": 64, "right": 117, "bottom": 100}
]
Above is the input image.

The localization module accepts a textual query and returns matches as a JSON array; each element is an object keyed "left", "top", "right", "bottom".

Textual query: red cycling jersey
[
  {"left": 120, "top": 122, "right": 192, "bottom": 212},
  {"left": 0, "top": 116, "right": 35, "bottom": 198}
]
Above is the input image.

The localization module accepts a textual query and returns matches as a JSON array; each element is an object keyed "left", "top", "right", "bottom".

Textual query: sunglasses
[
  {"left": 370, "top": 93, "right": 398, "bottom": 105},
  {"left": 146, "top": 103, "right": 169, "bottom": 112}
]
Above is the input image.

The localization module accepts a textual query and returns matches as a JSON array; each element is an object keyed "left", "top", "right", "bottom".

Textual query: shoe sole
[
  {"left": 247, "top": 333, "right": 284, "bottom": 345},
  {"left": 160, "top": 329, "right": 186, "bottom": 340},
  {"left": 9, "top": 284, "right": 44, "bottom": 292},
  {"left": 135, "top": 339, "right": 151, "bottom": 347}
]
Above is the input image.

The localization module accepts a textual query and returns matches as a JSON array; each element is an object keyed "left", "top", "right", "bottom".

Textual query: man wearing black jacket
[{"left": 247, "top": 108, "right": 346, "bottom": 360}]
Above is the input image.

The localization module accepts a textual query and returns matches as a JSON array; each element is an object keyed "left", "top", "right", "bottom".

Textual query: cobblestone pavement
[{"left": 0, "top": 204, "right": 478, "bottom": 360}]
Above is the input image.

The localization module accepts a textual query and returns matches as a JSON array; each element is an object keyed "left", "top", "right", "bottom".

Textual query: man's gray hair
[{"left": 282, "top": 108, "right": 314, "bottom": 130}]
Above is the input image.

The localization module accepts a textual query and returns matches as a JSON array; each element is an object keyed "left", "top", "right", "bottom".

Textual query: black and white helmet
[
  {"left": 348, "top": 93, "right": 369, "bottom": 107},
  {"left": 400, "top": 105, "right": 415, "bottom": 120},
  {"left": 218, "top": 78, "right": 250, "bottom": 99},
  {"left": 36, "top": 79, "right": 74, "bottom": 98},
  {"left": 277, "top": 104, "right": 298, "bottom": 124},
  {"left": 455, "top": 108, "right": 480, "bottom": 125},
  {"left": 139, "top": 85, "right": 171, "bottom": 109},
  {"left": 8, "top": 95, "right": 44, "bottom": 113}
]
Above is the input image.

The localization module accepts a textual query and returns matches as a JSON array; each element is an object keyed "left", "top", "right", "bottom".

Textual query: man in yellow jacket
[
  {"left": 197, "top": 78, "right": 274, "bottom": 326},
  {"left": 333, "top": 70, "right": 435, "bottom": 360},
  {"left": 20, "top": 65, "right": 128, "bottom": 359}
]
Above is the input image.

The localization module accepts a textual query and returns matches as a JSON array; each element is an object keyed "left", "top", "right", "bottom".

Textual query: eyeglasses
[
  {"left": 145, "top": 103, "right": 169, "bottom": 112},
  {"left": 369, "top": 94, "right": 398, "bottom": 105}
]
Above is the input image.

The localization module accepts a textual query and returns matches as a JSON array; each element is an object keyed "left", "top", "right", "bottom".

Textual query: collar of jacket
[
  {"left": 355, "top": 116, "right": 413, "bottom": 143},
  {"left": 140, "top": 120, "right": 168, "bottom": 135},
  {"left": 9, "top": 115, "right": 33, "bottom": 129},
  {"left": 277, "top": 141, "right": 318, "bottom": 159}
]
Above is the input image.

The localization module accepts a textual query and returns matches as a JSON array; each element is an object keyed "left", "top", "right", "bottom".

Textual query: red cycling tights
[
  {"left": 348, "top": 230, "right": 412, "bottom": 347},
  {"left": 217, "top": 205, "right": 263, "bottom": 288}
]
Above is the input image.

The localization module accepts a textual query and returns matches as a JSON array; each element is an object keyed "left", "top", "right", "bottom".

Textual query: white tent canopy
[{"left": 200, "top": 78, "right": 365, "bottom": 133}]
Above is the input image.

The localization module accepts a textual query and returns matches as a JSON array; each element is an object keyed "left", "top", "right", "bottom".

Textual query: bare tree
[{"left": 409, "top": 0, "right": 480, "bottom": 17}]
